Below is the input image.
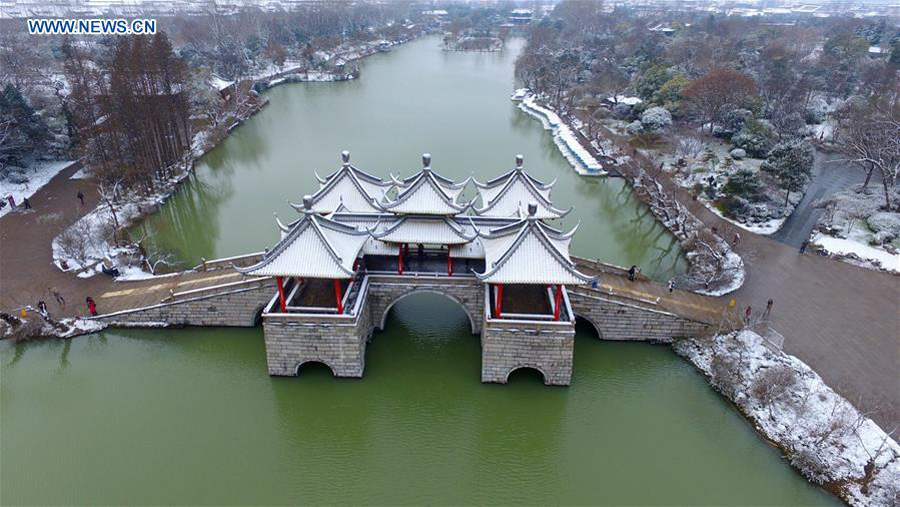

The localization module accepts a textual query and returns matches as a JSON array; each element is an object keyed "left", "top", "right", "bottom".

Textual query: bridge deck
[
  {"left": 94, "top": 254, "right": 725, "bottom": 327},
  {"left": 95, "top": 269, "right": 263, "bottom": 315}
]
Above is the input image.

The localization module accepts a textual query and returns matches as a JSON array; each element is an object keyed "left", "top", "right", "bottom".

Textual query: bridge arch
[
  {"left": 294, "top": 360, "right": 336, "bottom": 377},
  {"left": 251, "top": 303, "right": 267, "bottom": 326},
  {"left": 574, "top": 314, "right": 604, "bottom": 340},
  {"left": 505, "top": 365, "right": 549, "bottom": 385},
  {"left": 374, "top": 288, "right": 482, "bottom": 335}
]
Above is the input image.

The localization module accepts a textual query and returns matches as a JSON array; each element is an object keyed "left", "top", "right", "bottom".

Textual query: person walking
[
  {"left": 86, "top": 297, "right": 97, "bottom": 317},
  {"left": 49, "top": 287, "right": 65, "bottom": 307},
  {"left": 22, "top": 197, "right": 31, "bottom": 210},
  {"left": 77, "top": 190, "right": 85, "bottom": 205},
  {"left": 744, "top": 305, "right": 752, "bottom": 324},
  {"left": 627, "top": 265, "right": 637, "bottom": 282},
  {"left": 37, "top": 300, "right": 48, "bottom": 317},
  {"left": 733, "top": 233, "right": 741, "bottom": 246},
  {"left": 668, "top": 279, "right": 675, "bottom": 292},
  {"left": 799, "top": 240, "right": 809, "bottom": 254},
  {"left": 763, "top": 299, "right": 774, "bottom": 319}
]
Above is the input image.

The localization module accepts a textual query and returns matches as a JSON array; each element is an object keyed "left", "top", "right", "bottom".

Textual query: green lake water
[{"left": 0, "top": 37, "right": 836, "bottom": 505}]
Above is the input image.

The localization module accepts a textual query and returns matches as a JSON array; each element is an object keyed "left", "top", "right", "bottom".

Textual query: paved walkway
[
  {"left": 772, "top": 150, "right": 867, "bottom": 247},
  {"left": 0, "top": 162, "right": 115, "bottom": 319},
  {"left": 664, "top": 166, "right": 899, "bottom": 429}
]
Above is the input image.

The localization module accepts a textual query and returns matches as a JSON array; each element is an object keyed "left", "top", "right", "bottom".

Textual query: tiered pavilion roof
[{"left": 473, "top": 155, "right": 570, "bottom": 219}]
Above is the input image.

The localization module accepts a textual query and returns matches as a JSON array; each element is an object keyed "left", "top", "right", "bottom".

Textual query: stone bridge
[{"left": 92, "top": 253, "right": 723, "bottom": 386}]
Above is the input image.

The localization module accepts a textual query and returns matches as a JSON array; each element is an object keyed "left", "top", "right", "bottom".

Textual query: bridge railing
[
  {"left": 162, "top": 276, "right": 273, "bottom": 303},
  {"left": 193, "top": 251, "right": 266, "bottom": 272},
  {"left": 571, "top": 256, "right": 650, "bottom": 282}
]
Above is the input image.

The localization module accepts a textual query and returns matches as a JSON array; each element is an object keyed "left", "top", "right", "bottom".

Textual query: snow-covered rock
[{"left": 729, "top": 148, "right": 746, "bottom": 160}]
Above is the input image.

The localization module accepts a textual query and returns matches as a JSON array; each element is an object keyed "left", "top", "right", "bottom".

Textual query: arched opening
[
  {"left": 295, "top": 360, "right": 336, "bottom": 377},
  {"left": 505, "top": 366, "right": 548, "bottom": 385},
  {"left": 379, "top": 290, "right": 478, "bottom": 335},
  {"left": 575, "top": 315, "right": 603, "bottom": 340},
  {"left": 368, "top": 292, "right": 482, "bottom": 382},
  {"left": 251, "top": 304, "right": 266, "bottom": 326}
]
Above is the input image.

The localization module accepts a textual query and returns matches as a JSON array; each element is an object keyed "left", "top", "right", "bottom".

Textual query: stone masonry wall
[
  {"left": 262, "top": 302, "right": 373, "bottom": 377},
  {"left": 367, "top": 275, "right": 484, "bottom": 335},
  {"left": 481, "top": 318, "right": 576, "bottom": 386},
  {"left": 569, "top": 291, "right": 710, "bottom": 342},
  {"left": 96, "top": 283, "right": 276, "bottom": 327}
]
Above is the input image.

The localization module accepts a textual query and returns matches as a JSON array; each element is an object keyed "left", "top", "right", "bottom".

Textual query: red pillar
[
  {"left": 496, "top": 284, "right": 504, "bottom": 318},
  {"left": 276, "top": 276, "right": 287, "bottom": 313},
  {"left": 398, "top": 243, "right": 403, "bottom": 274},
  {"left": 447, "top": 245, "right": 453, "bottom": 276},
  {"left": 334, "top": 279, "right": 344, "bottom": 314},
  {"left": 553, "top": 284, "right": 562, "bottom": 321}
]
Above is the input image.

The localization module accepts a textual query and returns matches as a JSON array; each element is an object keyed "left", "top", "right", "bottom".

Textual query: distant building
[{"left": 509, "top": 8, "right": 532, "bottom": 25}]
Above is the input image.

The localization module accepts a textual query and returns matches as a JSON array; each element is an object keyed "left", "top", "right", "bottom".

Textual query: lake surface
[
  {"left": 0, "top": 37, "right": 836, "bottom": 505},
  {"left": 136, "top": 37, "right": 683, "bottom": 281}
]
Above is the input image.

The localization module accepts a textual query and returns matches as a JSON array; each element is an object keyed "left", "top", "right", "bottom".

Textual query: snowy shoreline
[
  {"left": 676, "top": 331, "right": 900, "bottom": 506},
  {"left": 514, "top": 91, "right": 607, "bottom": 176}
]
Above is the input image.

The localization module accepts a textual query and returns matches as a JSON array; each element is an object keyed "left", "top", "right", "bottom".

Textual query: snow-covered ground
[
  {"left": 0, "top": 160, "right": 74, "bottom": 217},
  {"left": 695, "top": 249, "right": 746, "bottom": 296},
  {"left": 676, "top": 330, "right": 900, "bottom": 506},
  {"left": 811, "top": 230, "right": 900, "bottom": 273},
  {"left": 516, "top": 92, "right": 607, "bottom": 176},
  {"left": 708, "top": 205, "right": 787, "bottom": 235}
]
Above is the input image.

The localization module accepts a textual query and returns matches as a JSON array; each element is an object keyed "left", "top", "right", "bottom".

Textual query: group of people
[
  {"left": 28, "top": 288, "right": 97, "bottom": 320},
  {"left": 729, "top": 298, "right": 775, "bottom": 324}
]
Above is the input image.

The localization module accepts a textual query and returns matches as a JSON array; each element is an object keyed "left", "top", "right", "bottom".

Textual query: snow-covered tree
[
  {"left": 761, "top": 140, "right": 814, "bottom": 206},
  {"left": 640, "top": 106, "right": 672, "bottom": 131}
]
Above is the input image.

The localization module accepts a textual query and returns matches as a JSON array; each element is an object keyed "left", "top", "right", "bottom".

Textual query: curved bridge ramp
[
  {"left": 570, "top": 256, "right": 727, "bottom": 342},
  {"left": 93, "top": 253, "right": 275, "bottom": 327}
]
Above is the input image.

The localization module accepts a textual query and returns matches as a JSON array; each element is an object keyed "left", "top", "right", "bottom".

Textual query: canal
[{"left": 0, "top": 37, "right": 836, "bottom": 505}]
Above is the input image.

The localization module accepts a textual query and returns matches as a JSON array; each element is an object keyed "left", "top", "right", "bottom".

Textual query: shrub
[
  {"left": 724, "top": 169, "right": 764, "bottom": 201},
  {"left": 640, "top": 106, "right": 673, "bottom": 131},
  {"left": 719, "top": 195, "right": 748, "bottom": 217},
  {"left": 625, "top": 120, "right": 644, "bottom": 135},
  {"left": 732, "top": 119, "right": 775, "bottom": 158}
]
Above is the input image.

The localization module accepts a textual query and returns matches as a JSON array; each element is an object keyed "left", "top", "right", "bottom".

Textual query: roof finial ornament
[
  {"left": 527, "top": 201, "right": 538, "bottom": 218},
  {"left": 516, "top": 154, "right": 524, "bottom": 169},
  {"left": 302, "top": 194, "right": 314, "bottom": 213},
  {"left": 422, "top": 153, "right": 431, "bottom": 171},
  {"left": 341, "top": 150, "right": 350, "bottom": 166}
]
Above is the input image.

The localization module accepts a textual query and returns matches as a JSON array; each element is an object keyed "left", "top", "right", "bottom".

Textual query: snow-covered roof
[
  {"left": 239, "top": 204, "right": 369, "bottom": 279},
  {"left": 292, "top": 151, "right": 392, "bottom": 214},
  {"left": 606, "top": 95, "right": 643, "bottom": 106},
  {"left": 474, "top": 205, "right": 594, "bottom": 285},
  {"left": 473, "top": 155, "right": 570, "bottom": 219},
  {"left": 370, "top": 215, "right": 476, "bottom": 245},
  {"left": 380, "top": 154, "right": 472, "bottom": 215}
]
